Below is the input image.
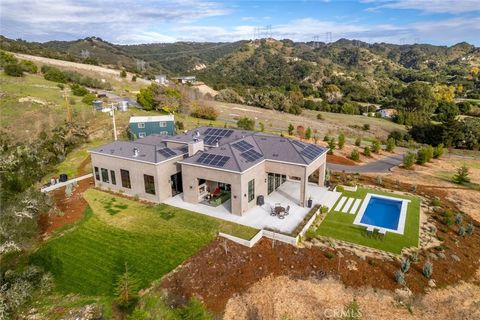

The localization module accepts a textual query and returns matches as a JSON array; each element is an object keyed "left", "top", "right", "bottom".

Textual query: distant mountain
[{"left": 1, "top": 36, "right": 479, "bottom": 102}]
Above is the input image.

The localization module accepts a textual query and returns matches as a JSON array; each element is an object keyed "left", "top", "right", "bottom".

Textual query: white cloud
[{"left": 364, "top": 0, "right": 480, "bottom": 14}]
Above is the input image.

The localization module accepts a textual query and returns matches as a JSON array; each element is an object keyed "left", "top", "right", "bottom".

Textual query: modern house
[
  {"left": 128, "top": 115, "right": 176, "bottom": 139},
  {"left": 174, "top": 76, "right": 196, "bottom": 84},
  {"left": 154, "top": 74, "right": 167, "bottom": 85},
  {"left": 89, "top": 127, "right": 328, "bottom": 216}
]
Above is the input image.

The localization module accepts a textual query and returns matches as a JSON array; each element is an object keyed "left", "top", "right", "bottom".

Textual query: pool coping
[{"left": 353, "top": 193, "right": 410, "bottom": 235}]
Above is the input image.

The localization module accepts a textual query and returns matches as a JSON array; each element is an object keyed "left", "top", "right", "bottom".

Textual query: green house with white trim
[{"left": 129, "top": 115, "right": 176, "bottom": 139}]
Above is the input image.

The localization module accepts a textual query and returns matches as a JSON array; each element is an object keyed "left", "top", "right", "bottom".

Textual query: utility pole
[
  {"left": 63, "top": 88, "right": 71, "bottom": 122},
  {"left": 110, "top": 103, "right": 117, "bottom": 141}
]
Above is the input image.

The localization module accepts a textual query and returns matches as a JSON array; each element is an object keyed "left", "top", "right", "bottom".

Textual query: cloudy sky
[{"left": 1, "top": 0, "right": 479, "bottom": 45}]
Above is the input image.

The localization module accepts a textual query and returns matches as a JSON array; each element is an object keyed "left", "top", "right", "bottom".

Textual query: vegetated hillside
[
  {"left": 119, "top": 41, "right": 248, "bottom": 75},
  {"left": 196, "top": 38, "right": 480, "bottom": 102}
]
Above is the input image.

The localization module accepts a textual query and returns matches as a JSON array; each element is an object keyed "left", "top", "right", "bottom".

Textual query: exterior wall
[
  {"left": 265, "top": 160, "right": 308, "bottom": 206},
  {"left": 129, "top": 120, "right": 176, "bottom": 139},
  {"left": 239, "top": 163, "right": 267, "bottom": 214},
  {"left": 90, "top": 153, "right": 181, "bottom": 202}
]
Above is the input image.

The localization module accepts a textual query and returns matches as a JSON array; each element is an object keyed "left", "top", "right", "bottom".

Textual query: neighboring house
[
  {"left": 174, "top": 76, "right": 196, "bottom": 84},
  {"left": 379, "top": 108, "right": 397, "bottom": 118},
  {"left": 154, "top": 74, "right": 167, "bottom": 85},
  {"left": 89, "top": 127, "right": 328, "bottom": 216},
  {"left": 128, "top": 115, "right": 175, "bottom": 139}
]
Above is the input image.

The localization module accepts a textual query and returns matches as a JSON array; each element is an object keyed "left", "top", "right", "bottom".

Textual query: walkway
[
  {"left": 327, "top": 154, "right": 403, "bottom": 173},
  {"left": 164, "top": 180, "right": 341, "bottom": 233},
  {"left": 40, "top": 174, "right": 93, "bottom": 193}
]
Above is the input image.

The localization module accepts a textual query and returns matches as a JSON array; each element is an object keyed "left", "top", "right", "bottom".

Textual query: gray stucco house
[{"left": 89, "top": 127, "right": 328, "bottom": 216}]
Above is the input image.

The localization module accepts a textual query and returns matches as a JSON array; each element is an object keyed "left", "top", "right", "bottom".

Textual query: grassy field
[
  {"left": 314, "top": 188, "right": 420, "bottom": 254},
  {"left": 30, "top": 189, "right": 258, "bottom": 296}
]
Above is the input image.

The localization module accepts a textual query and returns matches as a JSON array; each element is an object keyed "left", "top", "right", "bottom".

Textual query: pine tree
[
  {"left": 338, "top": 132, "right": 345, "bottom": 149},
  {"left": 452, "top": 164, "right": 470, "bottom": 184},
  {"left": 287, "top": 123, "right": 294, "bottom": 135},
  {"left": 115, "top": 263, "right": 140, "bottom": 308},
  {"left": 328, "top": 138, "right": 336, "bottom": 155}
]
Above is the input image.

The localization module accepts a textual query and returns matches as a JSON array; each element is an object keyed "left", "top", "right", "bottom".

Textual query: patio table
[{"left": 275, "top": 206, "right": 285, "bottom": 214}]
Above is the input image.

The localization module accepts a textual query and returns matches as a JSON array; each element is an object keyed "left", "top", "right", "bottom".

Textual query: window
[
  {"left": 248, "top": 179, "right": 255, "bottom": 202},
  {"left": 120, "top": 169, "right": 131, "bottom": 189},
  {"left": 94, "top": 167, "right": 100, "bottom": 180},
  {"left": 144, "top": 174, "right": 155, "bottom": 195},
  {"left": 160, "top": 131, "right": 168, "bottom": 135},
  {"left": 110, "top": 170, "right": 116, "bottom": 185},
  {"left": 138, "top": 122, "right": 145, "bottom": 128},
  {"left": 159, "top": 121, "right": 167, "bottom": 127},
  {"left": 138, "top": 132, "right": 146, "bottom": 138},
  {"left": 101, "top": 168, "right": 109, "bottom": 183}
]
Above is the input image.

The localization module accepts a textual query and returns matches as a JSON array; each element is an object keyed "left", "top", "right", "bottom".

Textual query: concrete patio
[{"left": 164, "top": 180, "right": 341, "bottom": 233}]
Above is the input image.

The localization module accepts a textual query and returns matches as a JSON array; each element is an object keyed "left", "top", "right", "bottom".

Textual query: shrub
[
  {"left": 338, "top": 132, "right": 346, "bottom": 149},
  {"left": 259, "top": 122, "right": 265, "bottom": 132},
  {"left": 431, "top": 198, "right": 441, "bottom": 207},
  {"left": 82, "top": 93, "right": 96, "bottom": 105},
  {"left": 324, "top": 251, "right": 335, "bottom": 259},
  {"left": 433, "top": 143, "right": 444, "bottom": 159},
  {"left": 4, "top": 63, "right": 24, "bottom": 77},
  {"left": 416, "top": 148, "right": 428, "bottom": 165},
  {"left": 388, "top": 130, "right": 404, "bottom": 142},
  {"left": 215, "top": 88, "right": 242, "bottom": 103},
  {"left": 323, "top": 134, "right": 330, "bottom": 142},
  {"left": 394, "top": 270, "right": 405, "bottom": 285},
  {"left": 425, "top": 145, "right": 434, "bottom": 162},
  {"left": 386, "top": 137, "right": 396, "bottom": 152},
  {"left": 355, "top": 137, "right": 361, "bottom": 147},
  {"left": 371, "top": 139, "right": 381, "bottom": 153},
  {"left": 70, "top": 83, "right": 88, "bottom": 96},
  {"left": 375, "top": 176, "right": 383, "bottom": 186},
  {"left": 288, "top": 123, "right": 294, "bottom": 135},
  {"left": 403, "top": 151, "right": 416, "bottom": 169},
  {"left": 363, "top": 146, "right": 371, "bottom": 157},
  {"left": 362, "top": 124, "right": 370, "bottom": 131},
  {"left": 409, "top": 252, "right": 418, "bottom": 262},
  {"left": 190, "top": 102, "right": 219, "bottom": 120},
  {"left": 443, "top": 210, "right": 454, "bottom": 226},
  {"left": 317, "top": 113, "right": 324, "bottom": 120},
  {"left": 175, "top": 121, "right": 185, "bottom": 131},
  {"left": 400, "top": 258, "right": 410, "bottom": 273},
  {"left": 455, "top": 213, "right": 463, "bottom": 225},
  {"left": 422, "top": 262, "right": 433, "bottom": 278},
  {"left": 344, "top": 299, "right": 361, "bottom": 320},
  {"left": 327, "top": 138, "right": 336, "bottom": 155},
  {"left": 350, "top": 149, "right": 360, "bottom": 161},
  {"left": 237, "top": 117, "right": 255, "bottom": 131},
  {"left": 466, "top": 223, "right": 475, "bottom": 235},
  {"left": 131, "top": 75, "right": 137, "bottom": 82},
  {"left": 452, "top": 164, "right": 470, "bottom": 184},
  {"left": 411, "top": 184, "right": 417, "bottom": 193},
  {"left": 336, "top": 185, "right": 344, "bottom": 192},
  {"left": 305, "top": 127, "right": 312, "bottom": 139},
  {"left": 44, "top": 67, "right": 67, "bottom": 83},
  {"left": 458, "top": 226, "right": 466, "bottom": 236},
  {"left": 19, "top": 60, "right": 38, "bottom": 73},
  {"left": 120, "top": 70, "right": 127, "bottom": 78}
]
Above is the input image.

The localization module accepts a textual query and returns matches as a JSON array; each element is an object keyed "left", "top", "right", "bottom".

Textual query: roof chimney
[
  {"left": 133, "top": 147, "right": 139, "bottom": 157},
  {"left": 188, "top": 139, "right": 204, "bottom": 157}
]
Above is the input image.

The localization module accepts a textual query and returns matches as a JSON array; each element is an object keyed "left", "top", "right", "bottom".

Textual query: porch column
[
  {"left": 318, "top": 163, "right": 325, "bottom": 186},
  {"left": 299, "top": 170, "right": 308, "bottom": 207}
]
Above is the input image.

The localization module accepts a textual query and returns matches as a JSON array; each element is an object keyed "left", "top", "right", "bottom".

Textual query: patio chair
[
  {"left": 284, "top": 205, "right": 290, "bottom": 216},
  {"left": 366, "top": 226, "right": 374, "bottom": 238},
  {"left": 270, "top": 205, "right": 276, "bottom": 216},
  {"left": 378, "top": 228, "right": 387, "bottom": 240}
]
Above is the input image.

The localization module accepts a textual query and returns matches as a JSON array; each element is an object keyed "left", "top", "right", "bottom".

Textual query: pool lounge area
[{"left": 353, "top": 194, "right": 410, "bottom": 235}]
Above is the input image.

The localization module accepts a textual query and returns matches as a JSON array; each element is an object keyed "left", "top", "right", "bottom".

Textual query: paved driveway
[{"left": 327, "top": 154, "right": 403, "bottom": 173}]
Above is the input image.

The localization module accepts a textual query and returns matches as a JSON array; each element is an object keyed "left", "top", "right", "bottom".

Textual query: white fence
[{"left": 218, "top": 230, "right": 263, "bottom": 248}]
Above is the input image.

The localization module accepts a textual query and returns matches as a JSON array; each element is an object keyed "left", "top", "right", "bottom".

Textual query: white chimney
[{"left": 188, "top": 140, "right": 204, "bottom": 157}]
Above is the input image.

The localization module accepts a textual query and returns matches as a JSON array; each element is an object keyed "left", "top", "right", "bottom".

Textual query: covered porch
[{"left": 164, "top": 180, "right": 341, "bottom": 233}]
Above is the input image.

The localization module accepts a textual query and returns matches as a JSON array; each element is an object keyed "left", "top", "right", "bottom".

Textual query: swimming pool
[{"left": 353, "top": 194, "right": 410, "bottom": 234}]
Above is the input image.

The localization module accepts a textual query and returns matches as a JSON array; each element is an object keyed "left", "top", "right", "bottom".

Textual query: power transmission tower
[
  {"left": 80, "top": 49, "right": 90, "bottom": 59},
  {"left": 313, "top": 36, "right": 320, "bottom": 48},
  {"left": 325, "top": 32, "right": 332, "bottom": 43}
]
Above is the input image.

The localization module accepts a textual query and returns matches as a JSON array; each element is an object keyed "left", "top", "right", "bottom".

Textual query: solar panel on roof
[
  {"left": 292, "top": 140, "right": 306, "bottom": 148},
  {"left": 195, "top": 152, "right": 230, "bottom": 167},
  {"left": 301, "top": 145, "right": 323, "bottom": 160},
  {"left": 158, "top": 148, "right": 176, "bottom": 158},
  {"left": 240, "top": 149, "right": 263, "bottom": 162},
  {"left": 204, "top": 128, "right": 213, "bottom": 135},
  {"left": 232, "top": 140, "right": 254, "bottom": 152}
]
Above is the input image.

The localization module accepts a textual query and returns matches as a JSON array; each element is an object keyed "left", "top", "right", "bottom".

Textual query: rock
[
  {"left": 428, "top": 252, "right": 438, "bottom": 261},
  {"left": 258, "top": 254, "right": 262, "bottom": 258},
  {"left": 451, "top": 254, "right": 460, "bottom": 262},
  {"left": 428, "top": 279, "right": 436, "bottom": 287},
  {"left": 438, "top": 252, "right": 446, "bottom": 259}
]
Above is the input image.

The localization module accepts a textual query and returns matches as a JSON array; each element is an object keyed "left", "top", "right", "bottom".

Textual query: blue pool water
[{"left": 360, "top": 196, "right": 402, "bottom": 230}]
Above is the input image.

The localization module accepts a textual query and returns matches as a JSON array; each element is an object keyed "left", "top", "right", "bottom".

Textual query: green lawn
[
  {"left": 30, "top": 189, "right": 258, "bottom": 296},
  {"left": 315, "top": 187, "right": 420, "bottom": 254}
]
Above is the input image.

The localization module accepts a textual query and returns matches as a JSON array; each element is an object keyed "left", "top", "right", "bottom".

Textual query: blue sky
[{"left": 1, "top": 0, "right": 479, "bottom": 45}]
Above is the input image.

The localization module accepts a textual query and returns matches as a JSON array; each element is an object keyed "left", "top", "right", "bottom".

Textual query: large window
[
  {"left": 94, "top": 167, "right": 100, "bottom": 181},
  {"left": 120, "top": 169, "right": 131, "bottom": 189},
  {"left": 144, "top": 174, "right": 155, "bottom": 195},
  {"left": 101, "top": 168, "right": 109, "bottom": 183},
  {"left": 110, "top": 170, "right": 116, "bottom": 185},
  {"left": 138, "top": 132, "right": 146, "bottom": 138},
  {"left": 138, "top": 122, "right": 145, "bottom": 128},
  {"left": 248, "top": 179, "right": 255, "bottom": 202},
  {"left": 159, "top": 121, "right": 167, "bottom": 127}
]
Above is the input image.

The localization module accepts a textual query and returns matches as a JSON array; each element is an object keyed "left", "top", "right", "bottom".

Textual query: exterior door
[
  {"left": 170, "top": 172, "right": 183, "bottom": 196},
  {"left": 268, "top": 173, "right": 275, "bottom": 194}
]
